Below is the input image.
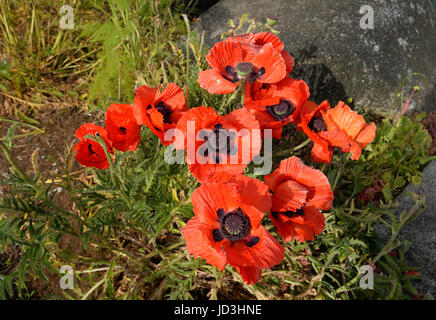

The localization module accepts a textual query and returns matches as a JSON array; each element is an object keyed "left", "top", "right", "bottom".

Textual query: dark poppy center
[
  {"left": 247, "top": 67, "right": 265, "bottom": 83},
  {"left": 309, "top": 116, "right": 327, "bottom": 133},
  {"left": 236, "top": 62, "right": 253, "bottom": 77},
  {"left": 225, "top": 64, "right": 265, "bottom": 84},
  {"left": 155, "top": 102, "right": 172, "bottom": 124},
  {"left": 88, "top": 143, "right": 96, "bottom": 155},
  {"left": 119, "top": 126, "right": 127, "bottom": 135},
  {"left": 224, "top": 65, "right": 239, "bottom": 83},
  {"left": 220, "top": 208, "right": 251, "bottom": 241},
  {"left": 266, "top": 99, "right": 296, "bottom": 121},
  {"left": 202, "top": 124, "right": 237, "bottom": 164}
]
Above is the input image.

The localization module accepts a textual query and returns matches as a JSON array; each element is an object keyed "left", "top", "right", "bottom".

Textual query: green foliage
[
  {"left": 1, "top": 8, "right": 434, "bottom": 301},
  {"left": 336, "top": 114, "right": 435, "bottom": 204},
  {"left": 82, "top": 0, "right": 187, "bottom": 109},
  {"left": 0, "top": 0, "right": 101, "bottom": 98}
]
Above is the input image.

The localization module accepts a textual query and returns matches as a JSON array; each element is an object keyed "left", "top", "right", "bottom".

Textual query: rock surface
[
  {"left": 194, "top": 0, "right": 436, "bottom": 113},
  {"left": 377, "top": 160, "right": 436, "bottom": 297}
]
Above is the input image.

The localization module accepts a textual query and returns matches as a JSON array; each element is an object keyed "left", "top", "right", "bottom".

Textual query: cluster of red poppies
[{"left": 73, "top": 32, "right": 376, "bottom": 285}]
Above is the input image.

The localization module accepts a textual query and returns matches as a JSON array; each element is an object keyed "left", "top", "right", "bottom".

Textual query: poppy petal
[
  {"left": 227, "top": 226, "right": 284, "bottom": 268},
  {"left": 311, "top": 143, "right": 333, "bottom": 164},
  {"left": 265, "top": 156, "right": 333, "bottom": 210},
  {"left": 271, "top": 207, "right": 325, "bottom": 242},
  {"left": 222, "top": 108, "right": 262, "bottom": 162},
  {"left": 271, "top": 180, "right": 308, "bottom": 212},
  {"left": 230, "top": 175, "right": 272, "bottom": 214},
  {"left": 252, "top": 42, "right": 286, "bottom": 84},
  {"left": 317, "top": 130, "right": 351, "bottom": 152},
  {"left": 206, "top": 41, "right": 244, "bottom": 75},
  {"left": 281, "top": 49, "right": 295, "bottom": 74},
  {"left": 105, "top": 104, "right": 141, "bottom": 152},
  {"left": 133, "top": 85, "right": 158, "bottom": 125},
  {"left": 75, "top": 123, "right": 109, "bottom": 141},
  {"left": 252, "top": 32, "right": 284, "bottom": 52},
  {"left": 198, "top": 69, "right": 239, "bottom": 94},
  {"left": 191, "top": 183, "right": 241, "bottom": 226},
  {"left": 233, "top": 265, "right": 262, "bottom": 285},
  {"left": 176, "top": 106, "right": 221, "bottom": 151},
  {"left": 188, "top": 163, "right": 247, "bottom": 184},
  {"left": 326, "top": 102, "right": 366, "bottom": 140},
  {"left": 356, "top": 122, "right": 376, "bottom": 147},
  {"left": 182, "top": 217, "right": 227, "bottom": 270}
]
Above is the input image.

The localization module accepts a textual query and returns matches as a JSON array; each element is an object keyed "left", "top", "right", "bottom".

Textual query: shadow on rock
[{"left": 292, "top": 45, "right": 350, "bottom": 107}]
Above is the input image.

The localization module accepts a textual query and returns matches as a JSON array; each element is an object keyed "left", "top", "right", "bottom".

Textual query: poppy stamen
[
  {"left": 225, "top": 65, "right": 239, "bottom": 83},
  {"left": 119, "top": 126, "right": 127, "bottom": 135},
  {"left": 266, "top": 99, "right": 296, "bottom": 121},
  {"left": 212, "top": 229, "right": 224, "bottom": 242},
  {"left": 245, "top": 236, "right": 260, "bottom": 247},
  {"left": 88, "top": 144, "right": 96, "bottom": 155},
  {"left": 236, "top": 62, "right": 254, "bottom": 79},
  {"left": 202, "top": 124, "right": 237, "bottom": 164},
  {"left": 309, "top": 116, "right": 327, "bottom": 133},
  {"left": 155, "top": 102, "right": 172, "bottom": 124},
  {"left": 247, "top": 67, "right": 265, "bottom": 83},
  {"left": 219, "top": 208, "right": 251, "bottom": 242}
]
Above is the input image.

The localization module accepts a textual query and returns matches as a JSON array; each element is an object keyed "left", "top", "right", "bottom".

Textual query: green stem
[
  {"left": 118, "top": 62, "right": 123, "bottom": 102},
  {"left": 0, "top": 140, "right": 31, "bottom": 183},
  {"left": 182, "top": 14, "right": 191, "bottom": 108},
  {"left": 219, "top": 84, "right": 241, "bottom": 113},
  {"left": 332, "top": 152, "right": 345, "bottom": 191},
  {"left": 240, "top": 78, "right": 246, "bottom": 106},
  {"left": 292, "top": 138, "right": 311, "bottom": 152},
  {"left": 275, "top": 138, "right": 311, "bottom": 157}
]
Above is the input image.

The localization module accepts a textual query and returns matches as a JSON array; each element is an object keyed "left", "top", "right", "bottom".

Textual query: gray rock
[
  {"left": 384, "top": 160, "right": 436, "bottom": 297},
  {"left": 194, "top": 0, "right": 436, "bottom": 113}
]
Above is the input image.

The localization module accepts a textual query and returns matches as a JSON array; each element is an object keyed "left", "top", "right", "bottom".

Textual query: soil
[{"left": 0, "top": 105, "right": 110, "bottom": 299}]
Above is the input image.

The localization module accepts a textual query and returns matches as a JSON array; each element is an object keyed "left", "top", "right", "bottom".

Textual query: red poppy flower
[
  {"left": 224, "top": 32, "right": 295, "bottom": 75},
  {"left": 182, "top": 176, "right": 284, "bottom": 284},
  {"left": 175, "top": 106, "right": 262, "bottom": 184},
  {"left": 133, "top": 83, "right": 187, "bottom": 145},
  {"left": 74, "top": 123, "right": 114, "bottom": 170},
  {"left": 264, "top": 156, "right": 333, "bottom": 242},
  {"left": 105, "top": 103, "right": 141, "bottom": 152},
  {"left": 245, "top": 77, "right": 310, "bottom": 139},
  {"left": 323, "top": 102, "right": 376, "bottom": 161},
  {"left": 296, "top": 100, "right": 376, "bottom": 163},
  {"left": 198, "top": 39, "right": 286, "bottom": 95}
]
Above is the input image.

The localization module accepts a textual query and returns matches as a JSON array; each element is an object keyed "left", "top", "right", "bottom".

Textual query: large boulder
[
  {"left": 194, "top": 0, "right": 436, "bottom": 113},
  {"left": 380, "top": 160, "right": 436, "bottom": 297}
]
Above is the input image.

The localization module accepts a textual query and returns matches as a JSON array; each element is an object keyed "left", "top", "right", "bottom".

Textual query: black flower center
[
  {"left": 308, "top": 116, "right": 327, "bottom": 133},
  {"left": 88, "top": 143, "right": 96, "bottom": 155},
  {"left": 155, "top": 102, "right": 172, "bottom": 124},
  {"left": 225, "top": 66, "right": 239, "bottom": 83},
  {"left": 247, "top": 67, "right": 265, "bottom": 83},
  {"left": 201, "top": 124, "right": 237, "bottom": 164},
  {"left": 215, "top": 208, "right": 251, "bottom": 242},
  {"left": 119, "top": 126, "right": 127, "bottom": 135},
  {"left": 236, "top": 62, "right": 253, "bottom": 78},
  {"left": 266, "top": 99, "right": 296, "bottom": 121},
  {"left": 224, "top": 64, "right": 265, "bottom": 84}
]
